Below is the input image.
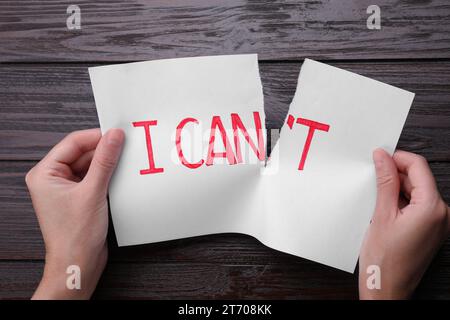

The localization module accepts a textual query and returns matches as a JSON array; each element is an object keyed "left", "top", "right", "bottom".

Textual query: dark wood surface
[
  {"left": 0, "top": 0, "right": 449, "bottom": 299},
  {"left": 1, "top": 0, "right": 450, "bottom": 61}
]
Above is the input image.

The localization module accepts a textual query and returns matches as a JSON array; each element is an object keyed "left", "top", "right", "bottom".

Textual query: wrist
[
  {"left": 32, "top": 245, "right": 108, "bottom": 300},
  {"left": 359, "top": 272, "right": 413, "bottom": 300}
]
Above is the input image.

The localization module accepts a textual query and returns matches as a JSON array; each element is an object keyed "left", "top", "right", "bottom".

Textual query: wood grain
[
  {"left": 0, "top": 260, "right": 360, "bottom": 299},
  {"left": 1, "top": 0, "right": 450, "bottom": 62},
  {"left": 0, "top": 250, "right": 449, "bottom": 299},
  {"left": 1, "top": 0, "right": 450, "bottom": 300},
  {"left": 1, "top": 61, "right": 449, "bottom": 161}
]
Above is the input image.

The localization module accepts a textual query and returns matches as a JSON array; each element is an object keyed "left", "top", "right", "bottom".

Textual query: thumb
[
  {"left": 373, "top": 148, "right": 400, "bottom": 218},
  {"left": 84, "top": 128, "right": 125, "bottom": 192}
]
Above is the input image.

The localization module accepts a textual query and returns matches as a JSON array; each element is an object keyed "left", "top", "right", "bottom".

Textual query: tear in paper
[{"left": 89, "top": 55, "right": 414, "bottom": 272}]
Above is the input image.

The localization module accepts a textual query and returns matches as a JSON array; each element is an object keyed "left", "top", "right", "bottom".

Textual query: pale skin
[
  {"left": 26, "top": 129, "right": 449, "bottom": 299},
  {"left": 28, "top": 128, "right": 124, "bottom": 299},
  {"left": 359, "top": 149, "right": 449, "bottom": 299}
]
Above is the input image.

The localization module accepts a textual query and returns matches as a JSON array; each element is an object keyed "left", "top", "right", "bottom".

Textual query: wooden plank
[
  {"left": 0, "top": 257, "right": 449, "bottom": 299},
  {"left": 1, "top": 160, "right": 449, "bottom": 263},
  {"left": 1, "top": 61, "right": 450, "bottom": 161},
  {"left": 0, "top": 261, "right": 359, "bottom": 299},
  {"left": 1, "top": 0, "right": 450, "bottom": 62},
  {"left": 96, "top": 262, "right": 359, "bottom": 299}
]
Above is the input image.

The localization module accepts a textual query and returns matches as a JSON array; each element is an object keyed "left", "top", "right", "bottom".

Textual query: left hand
[{"left": 27, "top": 128, "right": 124, "bottom": 299}]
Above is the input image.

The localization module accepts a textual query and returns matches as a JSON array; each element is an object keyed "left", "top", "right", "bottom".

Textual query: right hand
[{"left": 359, "top": 149, "right": 449, "bottom": 299}]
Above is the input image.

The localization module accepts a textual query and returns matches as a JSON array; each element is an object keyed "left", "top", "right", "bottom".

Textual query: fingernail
[
  {"left": 106, "top": 128, "right": 125, "bottom": 147},
  {"left": 373, "top": 148, "right": 385, "bottom": 169}
]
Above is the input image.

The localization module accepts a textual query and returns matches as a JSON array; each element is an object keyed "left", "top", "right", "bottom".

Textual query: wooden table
[{"left": 0, "top": 1, "right": 449, "bottom": 299}]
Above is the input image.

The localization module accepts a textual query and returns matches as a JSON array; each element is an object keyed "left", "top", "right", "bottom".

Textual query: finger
[
  {"left": 393, "top": 150, "right": 438, "bottom": 203},
  {"left": 373, "top": 148, "right": 400, "bottom": 218},
  {"left": 71, "top": 150, "right": 95, "bottom": 177},
  {"left": 44, "top": 129, "right": 101, "bottom": 165},
  {"left": 399, "top": 173, "right": 413, "bottom": 200},
  {"left": 84, "top": 128, "right": 125, "bottom": 193}
]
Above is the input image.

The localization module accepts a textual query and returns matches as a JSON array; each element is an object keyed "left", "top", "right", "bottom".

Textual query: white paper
[
  {"left": 263, "top": 59, "right": 414, "bottom": 272},
  {"left": 89, "top": 54, "right": 267, "bottom": 246},
  {"left": 89, "top": 56, "right": 414, "bottom": 273}
]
